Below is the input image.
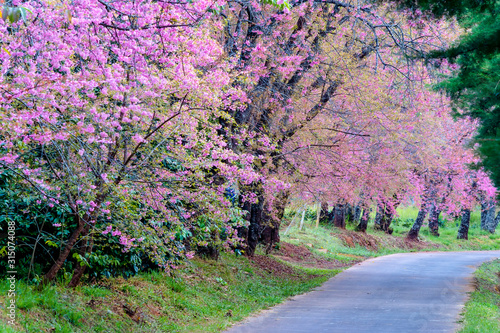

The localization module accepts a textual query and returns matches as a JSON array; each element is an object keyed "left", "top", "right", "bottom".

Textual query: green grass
[
  {"left": 391, "top": 206, "right": 500, "bottom": 251},
  {"left": 2, "top": 205, "right": 498, "bottom": 332},
  {"left": 0, "top": 252, "right": 339, "bottom": 333},
  {"left": 458, "top": 259, "right": 500, "bottom": 332},
  {"left": 282, "top": 225, "right": 377, "bottom": 260},
  {"left": 282, "top": 205, "right": 500, "bottom": 256}
]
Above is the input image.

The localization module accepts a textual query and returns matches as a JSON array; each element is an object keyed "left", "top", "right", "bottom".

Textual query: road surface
[{"left": 225, "top": 251, "right": 500, "bottom": 333}]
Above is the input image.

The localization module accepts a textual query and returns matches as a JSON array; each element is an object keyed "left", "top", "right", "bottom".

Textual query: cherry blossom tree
[
  {"left": 0, "top": 0, "right": 258, "bottom": 286},
  {"left": 218, "top": 0, "right": 458, "bottom": 253}
]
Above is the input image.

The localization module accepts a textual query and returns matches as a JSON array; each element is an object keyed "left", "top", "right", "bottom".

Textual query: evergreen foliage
[{"left": 399, "top": 0, "right": 500, "bottom": 187}]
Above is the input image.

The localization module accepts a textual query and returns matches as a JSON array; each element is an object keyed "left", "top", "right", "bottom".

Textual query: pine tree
[{"left": 398, "top": 0, "right": 500, "bottom": 187}]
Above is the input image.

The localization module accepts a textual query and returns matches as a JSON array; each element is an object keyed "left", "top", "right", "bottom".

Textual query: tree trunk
[
  {"left": 373, "top": 203, "right": 384, "bottom": 230},
  {"left": 333, "top": 203, "right": 345, "bottom": 229},
  {"left": 480, "top": 199, "right": 488, "bottom": 230},
  {"left": 428, "top": 203, "right": 441, "bottom": 237},
  {"left": 68, "top": 225, "right": 94, "bottom": 287},
  {"left": 380, "top": 212, "right": 393, "bottom": 234},
  {"left": 243, "top": 190, "right": 287, "bottom": 256},
  {"left": 380, "top": 200, "right": 399, "bottom": 234},
  {"left": 315, "top": 202, "right": 320, "bottom": 228},
  {"left": 355, "top": 208, "right": 369, "bottom": 232},
  {"left": 263, "top": 194, "right": 286, "bottom": 254},
  {"left": 327, "top": 207, "right": 335, "bottom": 225},
  {"left": 345, "top": 204, "right": 353, "bottom": 223},
  {"left": 319, "top": 202, "right": 329, "bottom": 224},
  {"left": 43, "top": 217, "right": 85, "bottom": 284},
  {"left": 44, "top": 193, "right": 105, "bottom": 286},
  {"left": 242, "top": 199, "right": 261, "bottom": 257},
  {"left": 353, "top": 204, "right": 362, "bottom": 224},
  {"left": 407, "top": 202, "right": 429, "bottom": 241},
  {"left": 457, "top": 209, "right": 471, "bottom": 240},
  {"left": 486, "top": 210, "right": 500, "bottom": 234},
  {"left": 299, "top": 210, "right": 305, "bottom": 231},
  {"left": 482, "top": 199, "right": 496, "bottom": 232}
]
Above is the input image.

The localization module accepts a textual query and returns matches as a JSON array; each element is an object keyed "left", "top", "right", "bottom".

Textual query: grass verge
[
  {"left": 0, "top": 251, "right": 340, "bottom": 333},
  {"left": 282, "top": 205, "right": 500, "bottom": 256},
  {"left": 458, "top": 259, "right": 500, "bottom": 332},
  {"left": 2, "top": 205, "right": 498, "bottom": 332}
]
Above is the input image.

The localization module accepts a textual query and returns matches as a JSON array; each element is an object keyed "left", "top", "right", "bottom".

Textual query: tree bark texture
[
  {"left": 481, "top": 199, "right": 496, "bottom": 232},
  {"left": 457, "top": 209, "right": 471, "bottom": 240},
  {"left": 242, "top": 191, "right": 287, "bottom": 256},
  {"left": 353, "top": 204, "right": 362, "bottom": 224},
  {"left": 374, "top": 200, "right": 398, "bottom": 234},
  {"left": 373, "top": 203, "right": 384, "bottom": 230},
  {"left": 407, "top": 202, "right": 429, "bottom": 240},
  {"left": 355, "top": 208, "right": 370, "bottom": 232},
  {"left": 319, "top": 202, "right": 329, "bottom": 224},
  {"left": 428, "top": 203, "right": 441, "bottom": 237},
  {"left": 486, "top": 210, "right": 500, "bottom": 234},
  {"left": 345, "top": 204, "right": 353, "bottom": 223},
  {"left": 380, "top": 201, "right": 399, "bottom": 234},
  {"left": 480, "top": 199, "right": 488, "bottom": 230},
  {"left": 333, "top": 203, "right": 346, "bottom": 229},
  {"left": 43, "top": 218, "right": 85, "bottom": 284}
]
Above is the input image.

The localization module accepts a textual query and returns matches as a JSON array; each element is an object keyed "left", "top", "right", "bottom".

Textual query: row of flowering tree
[
  {"left": 0, "top": 0, "right": 496, "bottom": 286},
  {"left": 217, "top": 0, "right": 497, "bottom": 251}
]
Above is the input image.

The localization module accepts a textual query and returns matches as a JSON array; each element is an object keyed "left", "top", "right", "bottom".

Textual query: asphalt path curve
[{"left": 225, "top": 251, "right": 500, "bottom": 333}]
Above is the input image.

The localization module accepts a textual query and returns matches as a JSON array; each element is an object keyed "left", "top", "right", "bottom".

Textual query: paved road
[{"left": 225, "top": 251, "right": 500, "bottom": 333}]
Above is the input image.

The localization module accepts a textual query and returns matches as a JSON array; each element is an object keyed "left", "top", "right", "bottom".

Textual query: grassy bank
[
  {"left": 281, "top": 205, "right": 500, "bottom": 256},
  {"left": 458, "top": 259, "right": 500, "bottom": 332},
  {"left": 2, "top": 205, "right": 498, "bottom": 332},
  {"left": 0, "top": 250, "right": 339, "bottom": 333},
  {"left": 391, "top": 206, "right": 500, "bottom": 250}
]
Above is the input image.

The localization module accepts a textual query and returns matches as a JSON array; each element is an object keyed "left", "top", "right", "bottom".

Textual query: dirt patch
[
  {"left": 278, "top": 242, "right": 315, "bottom": 260},
  {"left": 272, "top": 242, "right": 356, "bottom": 270},
  {"left": 338, "top": 231, "right": 379, "bottom": 251},
  {"left": 250, "top": 255, "right": 312, "bottom": 280},
  {"left": 337, "top": 229, "right": 440, "bottom": 251}
]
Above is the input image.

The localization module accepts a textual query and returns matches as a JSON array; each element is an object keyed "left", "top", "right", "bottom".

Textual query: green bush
[
  {"left": 0, "top": 169, "right": 76, "bottom": 281},
  {"left": 0, "top": 169, "right": 155, "bottom": 282},
  {"left": 392, "top": 217, "right": 414, "bottom": 228}
]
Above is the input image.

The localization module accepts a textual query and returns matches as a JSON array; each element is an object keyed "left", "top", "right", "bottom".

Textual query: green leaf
[
  {"left": 20, "top": 6, "right": 33, "bottom": 14},
  {"left": 1, "top": 6, "right": 10, "bottom": 22},
  {"left": 45, "top": 240, "right": 59, "bottom": 248},
  {"left": 19, "top": 7, "right": 27, "bottom": 23},
  {"left": 73, "top": 253, "right": 90, "bottom": 267},
  {"left": 8, "top": 7, "right": 21, "bottom": 23}
]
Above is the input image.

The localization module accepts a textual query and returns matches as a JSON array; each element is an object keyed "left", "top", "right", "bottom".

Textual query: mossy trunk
[
  {"left": 242, "top": 190, "right": 288, "bottom": 256},
  {"left": 353, "top": 204, "right": 362, "bottom": 224},
  {"left": 355, "top": 208, "right": 370, "bottom": 232},
  {"left": 381, "top": 200, "right": 399, "bottom": 234},
  {"left": 373, "top": 203, "right": 384, "bottom": 230},
  {"left": 374, "top": 199, "right": 399, "bottom": 234},
  {"left": 319, "top": 202, "right": 329, "bottom": 224}
]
